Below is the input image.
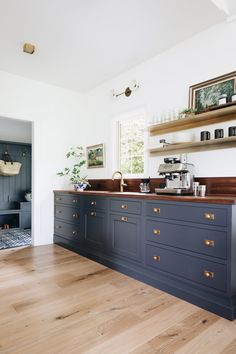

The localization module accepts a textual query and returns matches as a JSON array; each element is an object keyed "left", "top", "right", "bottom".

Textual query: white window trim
[{"left": 112, "top": 107, "right": 148, "bottom": 178}]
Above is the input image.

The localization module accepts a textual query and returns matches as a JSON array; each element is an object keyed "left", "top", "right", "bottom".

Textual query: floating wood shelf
[
  {"left": 149, "top": 136, "right": 236, "bottom": 156},
  {"left": 149, "top": 105, "right": 236, "bottom": 136}
]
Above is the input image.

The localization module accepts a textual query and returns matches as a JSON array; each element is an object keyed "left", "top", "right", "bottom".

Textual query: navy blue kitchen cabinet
[
  {"left": 109, "top": 198, "right": 142, "bottom": 263},
  {"left": 54, "top": 191, "right": 236, "bottom": 320},
  {"left": 84, "top": 197, "right": 108, "bottom": 251},
  {"left": 109, "top": 213, "right": 142, "bottom": 262},
  {"left": 54, "top": 193, "right": 84, "bottom": 250}
]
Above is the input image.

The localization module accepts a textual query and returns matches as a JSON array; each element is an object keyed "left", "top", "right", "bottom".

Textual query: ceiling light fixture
[
  {"left": 23, "top": 43, "right": 35, "bottom": 54},
  {"left": 111, "top": 80, "right": 139, "bottom": 98}
]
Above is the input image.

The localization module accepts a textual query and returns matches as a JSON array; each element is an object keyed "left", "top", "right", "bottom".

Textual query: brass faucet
[{"left": 112, "top": 170, "right": 127, "bottom": 192}]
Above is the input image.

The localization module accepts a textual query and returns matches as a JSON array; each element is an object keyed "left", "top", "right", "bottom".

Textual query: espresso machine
[{"left": 155, "top": 155, "right": 194, "bottom": 195}]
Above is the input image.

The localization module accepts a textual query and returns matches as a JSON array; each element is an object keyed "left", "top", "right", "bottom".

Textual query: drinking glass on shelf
[
  {"left": 172, "top": 109, "right": 177, "bottom": 120},
  {"left": 167, "top": 111, "right": 172, "bottom": 122},
  {"left": 160, "top": 112, "right": 167, "bottom": 123}
]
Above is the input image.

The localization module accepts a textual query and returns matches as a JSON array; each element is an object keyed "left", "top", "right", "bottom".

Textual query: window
[{"left": 117, "top": 114, "right": 146, "bottom": 176}]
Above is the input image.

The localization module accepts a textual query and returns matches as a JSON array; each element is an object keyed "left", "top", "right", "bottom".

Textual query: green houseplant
[
  {"left": 178, "top": 108, "right": 197, "bottom": 119},
  {"left": 57, "top": 146, "right": 90, "bottom": 191}
]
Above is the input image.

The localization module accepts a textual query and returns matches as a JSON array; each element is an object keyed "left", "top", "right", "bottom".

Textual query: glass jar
[
  {"left": 218, "top": 94, "right": 228, "bottom": 105},
  {"left": 139, "top": 178, "right": 150, "bottom": 193},
  {"left": 231, "top": 92, "right": 236, "bottom": 102}
]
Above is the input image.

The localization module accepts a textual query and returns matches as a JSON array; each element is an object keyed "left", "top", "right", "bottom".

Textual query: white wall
[
  {"left": 0, "top": 70, "right": 89, "bottom": 245},
  {"left": 85, "top": 20, "right": 236, "bottom": 178}
]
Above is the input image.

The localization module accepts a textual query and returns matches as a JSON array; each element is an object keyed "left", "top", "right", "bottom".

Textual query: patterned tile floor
[{"left": 0, "top": 229, "right": 31, "bottom": 250}]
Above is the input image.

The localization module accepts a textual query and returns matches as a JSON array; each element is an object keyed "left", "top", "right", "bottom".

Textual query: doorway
[{"left": 0, "top": 116, "right": 32, "bottom": 250}]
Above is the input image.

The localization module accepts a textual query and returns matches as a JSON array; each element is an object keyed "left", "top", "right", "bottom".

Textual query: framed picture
[
  {"left": 189, "top": 71, "right": 236, "bottom": 113},
  {"left": 86, "top": 144, "right": 105, "bottom": 168}
]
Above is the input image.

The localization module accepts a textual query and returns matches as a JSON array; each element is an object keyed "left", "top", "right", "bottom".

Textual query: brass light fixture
[
  {"left": 111, "top": 80, "right": 139, "bottom": 98},
  {"left": 23, "top": 43, "right": 35, "bottom": 54}
]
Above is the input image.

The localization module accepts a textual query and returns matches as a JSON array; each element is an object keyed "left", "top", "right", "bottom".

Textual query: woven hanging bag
[{"left": 0, "top": 151, "right": 22, "bottom": 176}]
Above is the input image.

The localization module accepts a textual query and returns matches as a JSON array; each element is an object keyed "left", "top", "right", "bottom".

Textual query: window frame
[{"left": 112, "top": 108, "right": 148, "bottom": 178}]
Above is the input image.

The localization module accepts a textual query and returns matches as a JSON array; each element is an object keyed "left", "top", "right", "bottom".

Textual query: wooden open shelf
[
  {"left": 149, "top": 136, "right": 236, "bottom": 156},
  {"left": 149, "top": 105, "right": 236, "bottom": 136}
]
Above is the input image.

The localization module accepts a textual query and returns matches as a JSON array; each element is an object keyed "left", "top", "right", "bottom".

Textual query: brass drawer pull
[
  {"left": 121, "top": 216, "right": 128, "bottom": 222},
  {"left": 203, "top": 270, "right": 214, "bottom": 278},
  {"left": 72, "top": 213, "right": 78, "bottom": 218},
  {"left": 56, "top": 225, "right": 62, "bottom": 229},
  {"left": 204, "top": 239, "right": 215, "bottom": 247},
  {"left": 90, "top": 211, "right": 96, "bottom": 216},
  {"left": 153, "top": 207, "right": 160, "bottom": 214},
  {"left": 204, "top": 213, "right": 215, "bottom": 221},
  {"left": 72, "top": 199, "right": 78, "bottom": 203},
  {"left": 91, "top": 201, "right": 96, "bottom": 206},
  {"left": 153, "top": 255, "right": 161, "bottom": 262},
  {"left": 121, "top": 204, "right": 128, "bottom": 209},
  {"left": 72, "top": 231, "right": 77, "bottom": 235},
  {"left": 153, "top": 229, "right": 160, "bottom": 235}
]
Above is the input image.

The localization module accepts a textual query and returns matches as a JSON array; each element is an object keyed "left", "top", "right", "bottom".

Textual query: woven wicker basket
[{"left": 0, "top": 160, "right": 22, "bottom": 176}]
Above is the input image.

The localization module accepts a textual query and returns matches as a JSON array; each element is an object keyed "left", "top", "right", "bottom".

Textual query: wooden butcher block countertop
[{"left": 54, "top": 190, "right": 236, "bottom": 205}]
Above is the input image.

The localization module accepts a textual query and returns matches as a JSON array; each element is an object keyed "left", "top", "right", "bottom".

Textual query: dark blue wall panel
[{"left": 0, "top": 141, "right": 31, "bottom": 210}]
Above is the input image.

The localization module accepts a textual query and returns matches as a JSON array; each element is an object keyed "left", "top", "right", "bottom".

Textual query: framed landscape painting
[
  {"left": 87, "top": 144, "right": 105, "bottom": 168},
  {"left": 189, "top": 71, "right": 236, "bottom": 113}
]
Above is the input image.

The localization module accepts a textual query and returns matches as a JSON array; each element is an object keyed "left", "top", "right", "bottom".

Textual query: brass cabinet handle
[
  {"left": 153, "top": 255, "right": 161, "bottom": 262},
  {"left": 121, "top": 216, "right": 128, "bottom": 222},
  {"left": 90, "top": 211, "right": 96, "bottom": 216},
  {"left": 72, "top": 213, "right": 78, "bottom": 218},
  {"left": 91, "top": 201, "right": 96, "bottom": 206},
  {"left": 121, "top": 204, "right": 128, "bottom": 209},
  {"left": 204, "top": 213, "right": 215, "bottom": 221},
  {"left": 56, "top": 225, "right": 62, "bottom": 229},
  {"left": 72, "top": 230, "right": 77, "bottom": 236},
  {"left": 153, "top": 229, "right": 160, "bottom": 235},
  {"left": 203, "top": 270, "right": 214, "bottom": 278},
  {"left": 153, "top": 207, "right": 160, "bottom": 214},
  {"left": 72, "top": 199, "right": 78, "bottom": 203},
  {"left": 204, "top": 239, "right": 215, "bottom": 247}
]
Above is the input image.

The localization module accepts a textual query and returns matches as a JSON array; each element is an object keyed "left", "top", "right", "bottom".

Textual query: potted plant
[
  {"left": 178, "top": 108, "right": 197, "bottom": 119},
  {"left": 24, "top": 190, "right": 32, "bottom": 202},
  {"left": 57, "top": 146, "right": 91, "bottom": 191}
]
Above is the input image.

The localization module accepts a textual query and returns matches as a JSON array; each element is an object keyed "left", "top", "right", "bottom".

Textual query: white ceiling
[{"left": 0, "top": 0, "right": 228, "bottom": 92}]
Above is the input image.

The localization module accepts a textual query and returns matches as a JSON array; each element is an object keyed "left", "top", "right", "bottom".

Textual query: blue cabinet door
[
  {"left": 110, "top": 213, "right": 141, "bottom": 262},
  {"left": 84, "top": 210, "right": 107, "bottom": 251}
]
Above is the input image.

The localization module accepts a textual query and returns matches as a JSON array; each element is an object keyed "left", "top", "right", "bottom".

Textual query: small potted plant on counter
[{"left": 57, "top": 146, "right": 91, "bottom": 191}]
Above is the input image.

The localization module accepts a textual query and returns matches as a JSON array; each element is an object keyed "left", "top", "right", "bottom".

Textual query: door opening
[{"left": 0, "top": 116, "right": 33, "bottom": 250}]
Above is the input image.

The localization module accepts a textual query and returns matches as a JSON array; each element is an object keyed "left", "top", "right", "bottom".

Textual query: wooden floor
[{"left": 0, "top": 245, "right": 236, "bottom": 354}]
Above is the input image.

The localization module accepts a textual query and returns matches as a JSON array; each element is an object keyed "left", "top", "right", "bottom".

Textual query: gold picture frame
[
  {"left": 189, "top": 71, "right": 236, "bottom": 113},
  {"left": 86, "top": 144, "right": 105, "bottom": 169}
]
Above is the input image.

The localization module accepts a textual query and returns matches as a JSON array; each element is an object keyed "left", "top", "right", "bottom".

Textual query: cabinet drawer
[
  {"left": 146, "top": 220, "right": 227, "bottom": 259},
  {"left": 55, "top": 194, "right": 80, "bottom": 206},
  {"left": 110, "top": 199, "right": 141, "bottom": 215},
  {"left": 146, "top": 244, "right": 227, "bottom": 292},
  {"left": 84, "top": 197, "right": 107, "bottom": 210},
  {"left": 54, "top": 220, "right": 81, "bottom": 241},
  {"left": 55, "top": 205, "right": 80, "bottom": 223},
  {"left": 146, "top": 202, "right": 227, "bottom": 227}
]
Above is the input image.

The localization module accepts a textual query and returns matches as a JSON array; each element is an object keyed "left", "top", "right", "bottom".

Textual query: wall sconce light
[
  {"left": 23, "top": 43, "right": 36, "bottom": 54},
  {"left": 111, "top": 80, "right": 139, "bottom": 98}
]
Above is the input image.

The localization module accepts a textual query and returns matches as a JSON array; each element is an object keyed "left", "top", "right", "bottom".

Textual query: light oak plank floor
[{"left": 0, "top": 244, "right": 236, "bottom": 354}]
